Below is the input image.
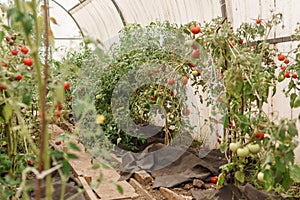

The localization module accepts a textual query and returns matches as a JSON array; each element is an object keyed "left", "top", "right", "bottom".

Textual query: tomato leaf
[
  {"left": 49, "top": 17, "right": 58, "bottom": 25},
  {"left": 67, "top": 153, "right": 78, "bottom": 159},
  {"left": 92, "top": 163, "right": 100, "bottom": 170},
  {"left": 287, "top": 121, "right": 298, "bottom": 137},
  {"left": 115, "top": 184, "right": 124, "bottom": 194},
  {"left": 235, "top": 170, "right": 245, "bottom": 183},
  {"left": 217, "top": 173, "right": 225, "bottom": 188},
  {"left": 1, "top": 104, "right": 13, "bottom": 122},
  {"left": 0, "top": 31, "right": 4, "bottom": 42},
  {"left": 290, "top": 93, "right": 297, "bottom": 108},
  {"left": 69, "top": 142, "right": 80, "bottom": 152},
  {"left": 290, "top": 164, "right": 300, "bottom": 183},
  {"left": 22, "top": 91, "right": 32, "bottom": 106},
  {"left": 293, "top": 94, "right": 300, "bottom": 108}
]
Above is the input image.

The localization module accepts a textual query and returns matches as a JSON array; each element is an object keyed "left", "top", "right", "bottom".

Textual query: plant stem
[
  {"left": 40, "top": 0, "right": 52, "bottom": 199},
  {"left": 13, "top": 0, "right": 50, "bottom": 198}
]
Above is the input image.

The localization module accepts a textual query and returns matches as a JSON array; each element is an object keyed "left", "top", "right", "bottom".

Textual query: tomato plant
[
  {"left": 94, "top": 22, "right": 209, "bottom": 150},
  {"left": 183, "top": 13, "right": 300, "bottom": 194}
]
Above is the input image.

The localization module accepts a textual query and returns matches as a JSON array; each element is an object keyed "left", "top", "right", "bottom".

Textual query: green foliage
[
  {"left": 199, "top": 14, "right": 300, "bottom": 195},
  {"left": 94, "top": 21, "right": 204, "bottom": 150},
  {"left": 258, "top": 119, "right": 299, "bottom": 192}
]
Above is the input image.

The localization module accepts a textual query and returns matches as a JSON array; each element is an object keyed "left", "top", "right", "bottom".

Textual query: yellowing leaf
[
  {"left": 235, "top": 170, "right": 245, "bottom": 183},
  {"left": 49, "top": 17, "right": 58, "bottom": 25}
]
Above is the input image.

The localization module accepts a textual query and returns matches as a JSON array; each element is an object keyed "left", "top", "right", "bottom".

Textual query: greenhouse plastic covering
[
  {"left": 46, "top": 0, "right": 300, "bottom": 43},
  {"left": 1, "top": 0, "right": 299, "bottom": 158}
]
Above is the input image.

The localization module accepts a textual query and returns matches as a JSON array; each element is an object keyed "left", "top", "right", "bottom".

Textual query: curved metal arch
[
  {"left": 50, "top": 0, "right": 85, "bottom": 38},
  {"left": 69, "top": 0, "right": 126, "bottom": 28},
  {"left": 220, "top": 0, "right": 227, "bottom": 19},
  {"left": 111, "top": 0, "right": 127, "bottom": 26}
]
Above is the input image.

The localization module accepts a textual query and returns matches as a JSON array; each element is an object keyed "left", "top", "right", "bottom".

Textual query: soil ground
[{"left": 47, "top": 123, "right": 300, "bottom": 200}]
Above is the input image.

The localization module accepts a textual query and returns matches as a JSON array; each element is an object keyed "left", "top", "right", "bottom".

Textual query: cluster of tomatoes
[
  {"left": 277, "top": 54, "right": 298, "bottom": 79},
  {"left": 189, "top": 25, "right": 202, "bottom": 77},
  {"left": 53, "top": 81, "right": 71, "bottom": 118},
  {"left": 1, "top": 34, "right": 33, "bottom": 90}
]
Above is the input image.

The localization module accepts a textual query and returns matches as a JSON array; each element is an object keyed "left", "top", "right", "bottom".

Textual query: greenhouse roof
[
  {"left": 47, "top": 0, "right": 300, "bottom": 44},
  {"left": 1, "top": 0, "right": 299, "bottom": 46}
]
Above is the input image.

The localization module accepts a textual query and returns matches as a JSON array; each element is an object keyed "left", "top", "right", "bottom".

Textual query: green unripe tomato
[
  {"left": 237, "top": 147, "right": 249, "bottom": 157},
  {"left": 257, "top": 172, "right": 264, "bottom": 182},
  {"left": 229, "top": 142, "right": 240, "bottom": 152},
  {"left": 192, "top": 70, "right": 199, "bottom": 76},
  {"left": 248, "top": 143, "right": 261, "bottom": 154},
  {"left": 184, "top": 40, "right": 194, "bottom": 47}
]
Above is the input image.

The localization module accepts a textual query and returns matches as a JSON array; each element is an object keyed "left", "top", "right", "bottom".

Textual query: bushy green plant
[
  {"left": 94, "top": 22, "right": 207, "bottom": 151},
  {"left": 185, "top": 14, "right": 300, "bottom": 193}
]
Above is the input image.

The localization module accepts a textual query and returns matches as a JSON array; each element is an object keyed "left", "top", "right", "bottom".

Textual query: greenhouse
[{"left": 0, "top": 0, "right": 300, "bottom": 199}]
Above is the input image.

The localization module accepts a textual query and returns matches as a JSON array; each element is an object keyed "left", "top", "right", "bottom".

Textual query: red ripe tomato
[
  {"left": 238, "top": 39, "right": 243, "bottom": 44},
  {"left": 182, "top": 76, "right": 188, "bottom": 85},
  {"left": 15, "top": 74, "right": 23, "bottom": 81},
  {"left": 285, "top": 71, "right": 291, "bottom": 78},
  {"left": 190, "top": 25, "right": 200, "bottom": 34},
  {"left": 192, "top": 50, "right": 200, "bottom": 58},
  {"left": 168, "top": 78, "right": 175, "bottom": 85},
  {"left": 191, "top": 43, "right": 198, "bottom": 50},
  {"left": 188, "top": 62, "right": 195, "bottom": 68},
  {"left": 11, "top": 49, "right": 18, "bottom": 56},
  {"left": 151, "top": 95, "right": 155, "bottom": 100},
  {"left": 256, "top": 18, "right": 262, "bottom": 24},
  {"left": 54, "top": 110, "right": 61, "bottom": 118},
  {"left": 255, "top": 131, "right": 265, "bottom": 139},
  {"left": 153, "top": 69, "right": 159, "bottom": 73},
  {"left": 280, "top": 65, "right": 286, "bottom": 71},
  {"left": 210, "top": 176, "right": 218, "bottom": 184},
  {"left": 55, "top": 104, "right": 63, "bottom": 111},
  {"left": 230, "top": 41, "right": 235, "bottom": 48},
  {"left": 11, "top": 34, "right": 17, "bottom": 40},
  {"left": 27, "top": 159, "right": 34, "bottom": 165},
  {"left": 66, "top": 95, "right": 73, "bottom": 101},
  {"left": 292, "top": 73, "right": 298, "bottom": 79},
  {"left": 0, "top": 84, "right": 6, "bottom": 90},
  {"left": 1, "top": 61, "right": 8, "bottom": 67},
  {"left": 284, "top": 58, "right": 290, "bottom": 64},
  {"left": 23, "top": 58, "right": 33, "bottom": 66},
  {"left": 64, "top": 82, "right": 70, "bottom": 90},
  {"left": 55, "top": 141, "right": 62, "bottom": 145},
  {"left": 278, "top": 55, "right": 285, "bottom": 61},
  {"left": 21, "top": 47, "right": 29, "bottom": 54},
  {"left": 185, "top": 108, "right": 190, "bottom": 115}
]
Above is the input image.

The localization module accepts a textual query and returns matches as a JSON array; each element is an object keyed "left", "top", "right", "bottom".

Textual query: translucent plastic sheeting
[
  {"left": 49, "top": 1, "right": 82, "bottom": 39},
  {"left": 70, "top": 0, "right": 222, "bottom": 43},
  {"left": 52, "top": 0, "right": 79, "bottom": 11},
  {"left": 226, "top": 0, "right": 300, "bottom": 38},
  {"left": 115, "top": 0, "right": 221, "bottom": 26},
  {"left": 70, "top": 0, "right": 124, "bottom": 44}
]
